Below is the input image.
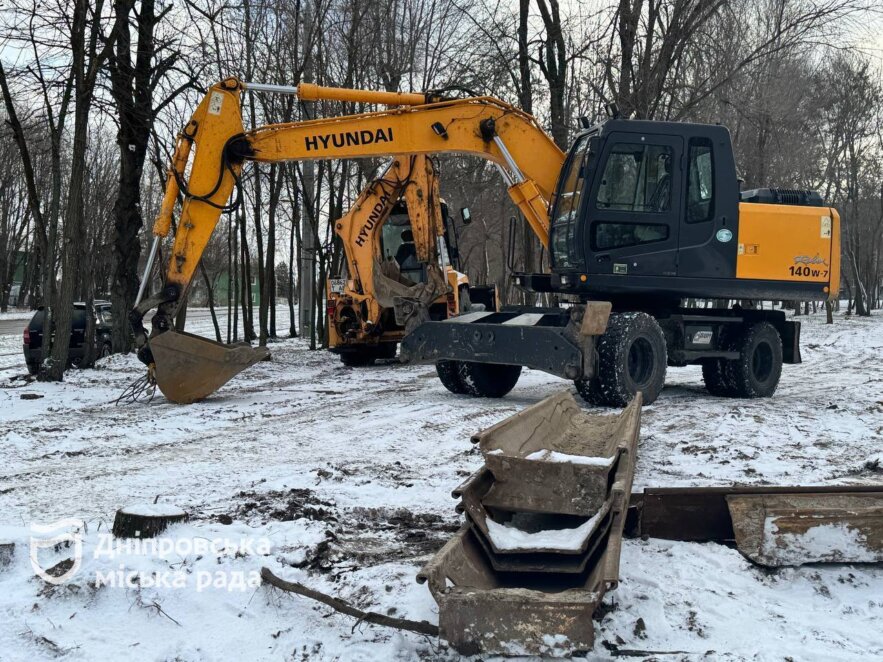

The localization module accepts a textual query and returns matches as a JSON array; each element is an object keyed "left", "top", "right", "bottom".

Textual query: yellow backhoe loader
[
  {"left": 134, "top": 78, "right": 839, "bottom": 405},
  {"left": 325, "top": 155, "right": 495, "bottom": 366}
]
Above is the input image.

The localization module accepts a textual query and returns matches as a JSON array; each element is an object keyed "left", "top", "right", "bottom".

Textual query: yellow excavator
[
  {"left": 135, "top": 77, "right": 839, "bottom": 405},
  {"left": 326, "top": 155, "right": 495, "bottom": 366}
]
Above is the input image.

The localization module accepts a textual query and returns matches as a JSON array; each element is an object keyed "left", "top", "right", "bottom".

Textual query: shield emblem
[{"left": 29, "top": 518, "right": 84, "bottom": 585}]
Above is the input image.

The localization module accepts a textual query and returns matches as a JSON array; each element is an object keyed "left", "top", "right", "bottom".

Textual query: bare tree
[{"left": 107, "top": 0, "right": 193, "bottom": 353}]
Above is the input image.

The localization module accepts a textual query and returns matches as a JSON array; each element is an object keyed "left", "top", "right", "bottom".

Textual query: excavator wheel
[
  {"left": 339, "top": 343, "right": 396, "bottom": 367},
  {"left": 373, "top": 342, "right": 397, "bottom": 361},
  {"left": 459, "top": 362, "right": 522, "bottom": 398},
  {"left": 575, "top": 312, "right": 666, "bottom": 407},
  {"left": 702, "top": 326, "right": 738, "bottom": 396},
  {"left": 724, "top": 322, "right": 783, "bottom": 398},
  {"left": 458, "top": 286, "right": 472, "bottom": 313},
  {"left": 436, "top": 360, "right": 470, "bottom": 395},
  {"left": 573, "top": 376, "right": 608, "bottom": 406},
  {"left": 702, "top": 359, "right": 736, "bottom": 396}
]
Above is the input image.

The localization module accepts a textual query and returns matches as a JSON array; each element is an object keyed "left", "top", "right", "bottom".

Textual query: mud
[
  {"left": 230, "top": 488, "right": 457, "bottom": 569},
  {"left": 232, "top": 488, "right": 337, "bottom": 524}
]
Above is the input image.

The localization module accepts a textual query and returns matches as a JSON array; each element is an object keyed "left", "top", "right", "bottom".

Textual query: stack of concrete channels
[{"left": 418, "top": 390, "right": 641, "bottom": 655}]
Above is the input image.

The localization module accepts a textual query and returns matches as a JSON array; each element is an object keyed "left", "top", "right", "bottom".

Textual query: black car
[{"left": 23, "top": 301, "right": 114, "bottom": 374}]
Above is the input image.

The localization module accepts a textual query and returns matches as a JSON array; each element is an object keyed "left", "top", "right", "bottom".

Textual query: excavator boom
[{"left": 133, "top": 77, "right": 564, "bottom": 402}]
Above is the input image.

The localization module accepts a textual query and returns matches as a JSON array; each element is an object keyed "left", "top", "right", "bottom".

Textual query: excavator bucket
[{"left": 149, "top": 331, "right": 270, "bottom": 404}]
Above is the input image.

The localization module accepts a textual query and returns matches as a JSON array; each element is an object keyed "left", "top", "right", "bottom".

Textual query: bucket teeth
[{"left": 149, "top": 331, "right": 270, "bottom": 404}]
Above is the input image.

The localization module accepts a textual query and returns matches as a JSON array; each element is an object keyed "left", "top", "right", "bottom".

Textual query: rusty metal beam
[{"left": 627, "top": 485, "right": 883, "bottom": 543}]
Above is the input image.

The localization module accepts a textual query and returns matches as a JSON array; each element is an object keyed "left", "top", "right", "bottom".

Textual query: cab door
[
  {"left": 677, "top": 132, "right": 740, "bottom": 278},
  {"left": 584, "top": 132, "right": 683, "bottom": 277}
]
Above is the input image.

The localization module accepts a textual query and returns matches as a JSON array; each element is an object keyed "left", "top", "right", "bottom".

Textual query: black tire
[
  {"left": 574, "top": 375, "right": 607, "bottom": 406},
  {"left": 576, "top": 312, "right": 667, "bottom": 407},
  {"left": 702, "top": 359, "right": 735, "bottom": 396},
  {"left": 460, "top": 362, "right": 521, "bottom": 398},
  {"left": 339, "top": 351, "right": 374, "bottom": 367},
  {"left": 436, "top": 360, "right": 470, "bottom": 395},
  {"left": 702, "top": 326, "right": 738, "bottom": 396},
  {"left": 726, "top": 322, "right": 783, "bottom": 398},
  {"left": 99, "top": 342, "right": 112, "bottom": 359}
]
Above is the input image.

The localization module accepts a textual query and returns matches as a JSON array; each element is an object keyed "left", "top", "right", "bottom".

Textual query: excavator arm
[{"left": 134, "top": 77, "right": 564, "bottom": 402}]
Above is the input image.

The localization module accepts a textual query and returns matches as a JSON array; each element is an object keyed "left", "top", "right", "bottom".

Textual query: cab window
[
  {"left": 550, "top": 134, "right": 592, "bottom": 268},
  {"left": 592, "top": 222, "right": 669, "bottom": 250},
  {"left": 686, "top": 138, "right": 714, "bottom": 222},
  {"left": 596, "top": 144, "right": 673, "bottom": 213},
  {"left": 380, "top": 207, "right": 424, "bottom": 284}
]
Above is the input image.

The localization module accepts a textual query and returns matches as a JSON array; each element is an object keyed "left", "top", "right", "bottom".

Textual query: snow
[
  {"left": 762, "top": 517, "right": 883, "bottom": 565},
  {"left": 0, "top": 308, "right": 881, "bottom": 659},
  {"left": 120, "top": 503, "right": 187, "bottom": 518},
  {"left": 0, "top": 309, "right": 32, "bottom": 321},
  {"left": 485, "top": 508, "right": 605, "bottom": 551},
  {"left": 524, "top": 448, "right": 617, "bottom": 466}
]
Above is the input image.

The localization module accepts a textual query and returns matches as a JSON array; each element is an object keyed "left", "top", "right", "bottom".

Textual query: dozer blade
[{"left": 149, "top": 330, "right": 270, "bottom": 404}]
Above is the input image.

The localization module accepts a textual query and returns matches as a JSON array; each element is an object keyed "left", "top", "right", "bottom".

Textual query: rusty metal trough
[
  {"left": 472, "top": 389, "right": 637, "bottom": 516},
  {"left": 727, "top": 492, "right": 883, "bottom": 566},
  {"left": 418, "top": 390, "right": 641, "bottom": 655}
]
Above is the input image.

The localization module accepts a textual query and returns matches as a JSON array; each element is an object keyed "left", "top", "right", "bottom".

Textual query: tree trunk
[
  {"left": 239, "top": 212, "right": 255, "bottom": 340},
  {"left": 536, "top": 0, "right": 568, "bottom": 149},
  {"left": 200, "top": 262, "right": 222, "bottom": 343},
  {"left": 288, "top": 182, "right": 298, "bottom": 338},
  {"left": 44, "top": 0, "right": 91, "bottom": 381},
  {"left": 109, "top": 0, "right": 158, "bottom": 354}
]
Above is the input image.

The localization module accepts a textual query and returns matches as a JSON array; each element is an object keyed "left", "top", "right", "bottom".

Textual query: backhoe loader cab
[
  {"left": 378, "top": 200, "right": 457, "bottom": 285},
  {"left": 403, "top": 119, "right": 840, "bottom": 406},
  {"left": 328, "top": 189, "right": 496, "bottom": 367}
]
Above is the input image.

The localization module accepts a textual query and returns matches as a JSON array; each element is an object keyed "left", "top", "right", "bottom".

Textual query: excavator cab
[{"left": 546, "top": 119, "right": 833, "bottom": 304}]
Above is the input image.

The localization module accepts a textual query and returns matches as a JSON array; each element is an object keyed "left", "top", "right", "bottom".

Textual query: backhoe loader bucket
[{"left": 149, "top": 331, "right": 270, "bottom": 404}]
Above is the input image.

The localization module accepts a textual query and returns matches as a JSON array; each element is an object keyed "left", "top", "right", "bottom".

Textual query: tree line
[{"left": 0, "top": 0, "right": 880, "bottom": 381}]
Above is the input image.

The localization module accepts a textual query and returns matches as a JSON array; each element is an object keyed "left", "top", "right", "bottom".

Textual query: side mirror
[{"left": 460, "top": 207, "right": 472, "bottom": 225}]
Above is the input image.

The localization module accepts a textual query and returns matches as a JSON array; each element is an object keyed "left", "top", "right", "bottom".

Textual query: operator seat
[{"left": 395, "top": 229, "right": 424, "bottom": 283}]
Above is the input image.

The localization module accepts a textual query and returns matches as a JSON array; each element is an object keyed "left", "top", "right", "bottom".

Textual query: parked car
[{"left": 23, "top": 301, "right": 114, "bottom": 375}]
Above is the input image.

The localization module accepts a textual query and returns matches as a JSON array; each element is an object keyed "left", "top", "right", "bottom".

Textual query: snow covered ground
[
  {"left": 0, "top": 309, "right": 881, "bottom": 660},
  {"left": 0, "top": 309, "right": 32, "bottom": 321}
]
